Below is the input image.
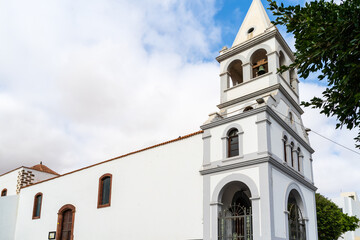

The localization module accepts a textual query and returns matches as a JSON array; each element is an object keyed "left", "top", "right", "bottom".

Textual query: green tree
[
  {"left": 267, "top": 0, "right": 360, "bottom": 148},
  {"left": 315, "top": 193, "right": 359, "bottom": 239}
]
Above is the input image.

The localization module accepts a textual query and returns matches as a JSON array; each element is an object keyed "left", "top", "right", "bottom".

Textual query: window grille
[{"left": 218, "top": 204, "right": 252, "bottom": 240}]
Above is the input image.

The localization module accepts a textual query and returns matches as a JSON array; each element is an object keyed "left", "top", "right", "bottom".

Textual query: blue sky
[{"left": 0, "top": 0, "right": 358, "bottom": 199}]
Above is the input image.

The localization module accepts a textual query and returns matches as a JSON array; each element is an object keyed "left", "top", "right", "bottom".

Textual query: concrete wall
[
  {"left": 15, "top": 134, "right": 204, "bottom": 240},
  {"left": 0, "top": 195, "right": 19, "bottom": 240},
  {"left": 333, "top": 194, "right": 360, "bottom": 240}
]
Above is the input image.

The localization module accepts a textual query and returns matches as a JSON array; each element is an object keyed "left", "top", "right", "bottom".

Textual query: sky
[{"left": 0, "top": 0, "right": 358, "bottom": 199}]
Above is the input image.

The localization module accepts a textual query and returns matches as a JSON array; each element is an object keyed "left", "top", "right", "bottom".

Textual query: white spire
[{"left": 232, "top": 0, "right": 272, "bottom": 47}]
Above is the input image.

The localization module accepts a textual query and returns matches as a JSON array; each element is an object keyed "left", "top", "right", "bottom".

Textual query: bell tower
[{"left": 200, "top": 0, "right": 318, "bottom": 239}]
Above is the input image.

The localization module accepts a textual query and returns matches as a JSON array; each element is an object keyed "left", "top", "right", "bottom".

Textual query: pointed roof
[
  {"left": 232, "top": 0, "right": 272, "bottom": 47},
  {"left": 30, "top": 163, "right": 59, "bottom": 175}
]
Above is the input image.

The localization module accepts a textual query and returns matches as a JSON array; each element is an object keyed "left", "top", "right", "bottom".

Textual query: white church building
[{"left": 0, "top": 0, "right": 318, "bottom": 239}]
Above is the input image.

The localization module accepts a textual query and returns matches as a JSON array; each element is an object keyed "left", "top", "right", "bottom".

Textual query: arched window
[
  {"left": 283, "top": 136, "right": 288, "bottom": 163},
  {"left": 218, "top": 182, "right": 252, "bottom": 240},
  {"left": 279, "top": 51, "right": 287, "bottom": 80},
  {"left": 251, "top": 49, "right": 268, "bottom": 78},
  {"left": 290, "top": 142, "right": 295, "bottom": 167},
  {"left": 228, "top": 60, "right": 243, "bottom": 87},
  {"left": 243, "top": 106, "right": 253, "bottom": 112},
  {"left": 56, "top": 204, "right": 76, "bottom": 240},
  {"left": 1, "top": 188, "right": 7, "bottom": 197},
  {"left": 288, "top": 191, "right": 306, "bottom": 240},
  {"left": 290, "top": 68, "right": 296, "bottom": 89},
  {"left": 32, "top": 193, "right": 43, "bottom": 219},
  {"left": 289, "top": 112, "right": 294, "bottom": 124},
  {"left": 228, "top": 129, "right": 239, "bottom": 158},
  {"left": 297, "top": 148, "right": 301, "bottom": 171},
  {"left": 98, "top": 174, "right": 112, "bottom": 208}
]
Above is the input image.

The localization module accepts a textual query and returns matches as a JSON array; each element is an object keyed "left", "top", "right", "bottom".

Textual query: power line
[{"left": 272, "top": 108, "right": 360, "bottom": 156}]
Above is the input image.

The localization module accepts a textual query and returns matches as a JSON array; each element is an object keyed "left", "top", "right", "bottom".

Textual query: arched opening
[
  {"left": 289, "top": 112, "right": 294, "bottom": 124},
  {"left": 283, "top": 135, "right": 288, "bottom": 163},
  {"left": 218, "top": 182, "right": 252, "bottom": 240},
  {"left": 288, "top": 190, "right": 306, "bottom": 240},
  {"left": 290, "top": 142, "right": 295, "bottom": 167},
  {"left": 228, "top": 60, "right": 243, "bottom": 87},
  {"left": 297, "top": 148, "right": 301, "bottom": 172},
  {"left": 97, "top": 173, "right": 112, "bottom": 208},
  {"left": 279, "top": 51, "right": 287, "bottom": 80},
  {"left": 32, "top": 193, "right": 43, "bottom": 219},
  {"left": 251, "top": 49, "right": 268, "bottom": 78},
  {"left": 243, "top": 106, "right": 253, "bottom": 112},
  {"left": 1, "top": 188, "right": 7, "bottom": 197},
  {"left": 290, "top": 68, "right": 296, "bottom": 89},
  {"left": 56, "top": 204, "right": 76, "bottom": 240},
  {"left": 227, "top": 129, "right": 239, "bottom": 158}
]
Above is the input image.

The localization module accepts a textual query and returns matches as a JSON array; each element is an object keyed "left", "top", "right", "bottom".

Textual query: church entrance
[
  {"left": 218, "top": 182, "right": 252, "bottom": 240},
  {"left": 56, "top": 204, "right": 76, "bottom": 240}
]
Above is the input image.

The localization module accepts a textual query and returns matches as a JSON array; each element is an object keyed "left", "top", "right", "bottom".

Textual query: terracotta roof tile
[{"left": 30, "top": 164, "right": 59, "bottom": 175}]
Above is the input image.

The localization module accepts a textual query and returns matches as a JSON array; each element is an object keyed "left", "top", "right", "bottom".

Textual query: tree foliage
[
  {"left": 267, "top": 0, "right": 360, "bottom": 148},
  {"left": 316, "top": 193, "right": 359, "bottom": 240}
]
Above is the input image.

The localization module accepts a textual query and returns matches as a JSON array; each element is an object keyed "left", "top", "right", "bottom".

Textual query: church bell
[{"left": 258, "top": 65, "right": 266, "bottom": 75}]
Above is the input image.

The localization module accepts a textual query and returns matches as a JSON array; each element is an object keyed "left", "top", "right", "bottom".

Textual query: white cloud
[
  {"left": 0, "top": 0, "right": 358, "bottom": 200},
  {"left": 0, "top": 0, "right": 219, "bottom": 173},
  {"left": 300, "top": 82, "right": 360, "bottom": 198}
]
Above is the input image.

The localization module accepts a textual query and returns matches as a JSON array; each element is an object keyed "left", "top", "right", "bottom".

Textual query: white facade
[
  {"left": 0, "top": 1, "right": 318, "bottom": 239},
  {"left": 333, "top": 192, "right": 360, "bottom": 240}
]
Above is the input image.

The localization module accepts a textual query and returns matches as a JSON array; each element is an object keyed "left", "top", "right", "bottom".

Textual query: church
[{"left": 0, "top": 0, "right": 318, "bottom": 239}]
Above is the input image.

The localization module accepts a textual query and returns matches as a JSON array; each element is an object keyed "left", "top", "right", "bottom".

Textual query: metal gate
[{"left": 218, "top": 204, "right": 253, "bottom": 240}]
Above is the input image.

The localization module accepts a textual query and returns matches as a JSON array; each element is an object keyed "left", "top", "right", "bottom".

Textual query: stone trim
[
  {"left": 97, "top": 173, "right": 113, "bottom": 209},
  {"left": 216, "top": 29, "right": 295, "bottom": 63},
  {"left": 217, "top": 83, "right": 303, "bottom": 114},
  {"left": 56, "top": 204, "right": 76, "bottom": 240},
  {"left": 199, "top": 156, "right": 317, "bottom": 191},
  {"left": 201, "top": 106, "right": 312, "bottom": 153}
]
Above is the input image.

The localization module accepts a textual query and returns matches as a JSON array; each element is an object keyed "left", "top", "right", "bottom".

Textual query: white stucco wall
[
  {"left": 0, "top": 168, "right": 22, "bottom": 196},
  {"left": 272, "top": 168, "right": 317, "bottom": 240},
  {"left": 269, "top": 114, "right": 313, "bottom": 182},
  {"left": 0, "top": 195, "right": 19, "bottom": 240},
  {"left": 15, "top": 134, "right": 204, "bottom": 240},
  {"left": 27, "top": 168, "right": 58, "bottom": 183},
  {"left": 208, "top": 116, "right": 258, "bottom": 163}
]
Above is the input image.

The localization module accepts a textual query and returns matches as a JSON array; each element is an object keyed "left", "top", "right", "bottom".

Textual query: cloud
[
  {"left": 300, "top": 82, "right": 360, "bottom": 198},
  {"left": 0, "top": 0, "right": 220, "bottom": 173},
  {"left": 0, "top": 0, "right": 358, "bottom": 200}
]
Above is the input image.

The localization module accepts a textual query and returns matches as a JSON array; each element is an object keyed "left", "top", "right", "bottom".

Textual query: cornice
[
  {"left": 199, "top": 156, "right": 317, "bottom": 191},
  {"left": 201, "top": 105, "right": 313, "bottom": 153},
  {"left": 201, "top": 106, "right": 268, "bottom": 130},
  {"left": 266, "top": 106, "right": 313, "bottom": 153},
  {"left": 216, "top": 83, "right": 303, "bottom": 114},
  {"left": 216, "top": 29, "right": 295, "bottom": 63}
]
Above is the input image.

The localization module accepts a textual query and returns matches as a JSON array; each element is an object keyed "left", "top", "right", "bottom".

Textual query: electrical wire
[{"left": 271, "top": 108, "right": 360, "bottom": 156}]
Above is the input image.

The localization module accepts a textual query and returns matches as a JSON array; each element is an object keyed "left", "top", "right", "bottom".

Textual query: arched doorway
[
  {"left": 56, "top": 204, "right": 76, "bottom": 240},
  {"left": 288, "top": 190, "right": 306, "bottom": 240},
  {"left": 218, "top": 182, "right": 252, "bottom": 240}
]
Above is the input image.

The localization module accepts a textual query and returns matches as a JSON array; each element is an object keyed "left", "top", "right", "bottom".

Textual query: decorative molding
[
  {"left": 216, "top": 29, "right": 295, "bottom": 63},
  {"left": 266, "top": 107, "right": 313, "bottom": 153},
  {"left": 201, "top": 106, "right": 268, "bottom": 130},
  {"left": 217, "top": 83, "right": 303, "bottom": 114},
  {"left": 223, "top": 72, "right": 273, "bottom": 93},
  {"left": 199, "top": 156, "right": 317, "bottom": 191}
]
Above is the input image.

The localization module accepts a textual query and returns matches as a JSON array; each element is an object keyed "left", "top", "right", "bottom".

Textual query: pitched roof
[
  {"left": 30, "top": 164, "right": 59, "bottom": 175},
  {"left": 22, "top": 130, "right": 203, "bottom": 189},
  {"left": 232, "top": 0, "right": 272, "bottom": 47}
]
